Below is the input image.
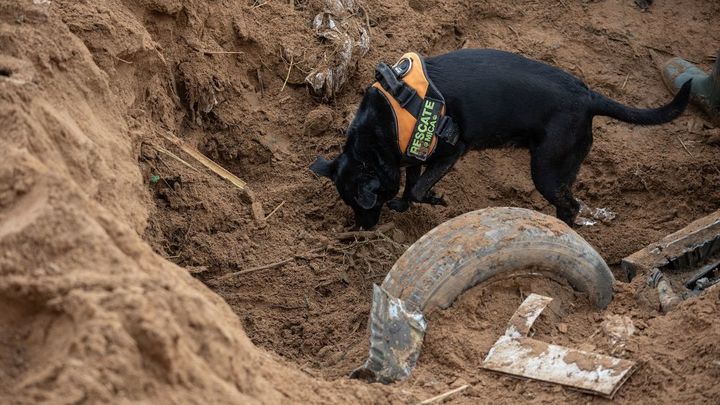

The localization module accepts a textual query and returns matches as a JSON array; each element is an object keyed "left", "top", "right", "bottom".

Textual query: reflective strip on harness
[{"left": 408, "top": 97, "right": 442, "bottom": 160}]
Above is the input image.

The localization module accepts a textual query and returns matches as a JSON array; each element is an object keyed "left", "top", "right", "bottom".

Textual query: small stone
[
  {"left": 577, "top": 343, "right": 596, "bottom": 352},
  {"left": 391, "top": 228, "right": 406, "bottom": 244},
  {"left": 706, "top": 128, "right": 720, "bottom": 145},
  {"left": 233, "top": 16, "right": 250, "bottom": 40},
  {"left": 304, "top": 106, "right": 334, "bottom": 136},
  {"left": 316, "top": 345, "right": 332, "bottom": 359},
  {"left": 603, "top": 315, "right": 635, "bottom": 340},
  {"left": 251, "top": 201, "right": 266, "bottom": 227},
  {"left": 557, "top": 323, "right": 568, "bottom": 333}
]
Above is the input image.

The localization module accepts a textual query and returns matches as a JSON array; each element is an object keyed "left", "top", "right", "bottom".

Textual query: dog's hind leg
[{"left": 530, "top": 120, "right": 592, "bottom": 226}]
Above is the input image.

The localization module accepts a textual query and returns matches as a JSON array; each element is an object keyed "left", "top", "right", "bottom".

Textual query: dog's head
[
  {"left": 310, "top": 152, "right": 395, "bottom": 229},
  {"left": 310, "top": 87, "right": 400, "bottom": 229}
]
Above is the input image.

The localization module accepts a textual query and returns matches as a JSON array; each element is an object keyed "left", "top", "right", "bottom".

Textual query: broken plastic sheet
[
  {"left": 305, "top": 0, "right": 370, "bottom": 100},
  {"left": 575, "top": 200, "right": 616, "bottom": 226},
  {"left": 483, "top": 294, "right": 637, "bottom": 399}
]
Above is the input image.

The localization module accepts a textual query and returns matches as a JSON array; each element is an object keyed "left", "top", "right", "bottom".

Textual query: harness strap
[
  {"left": 436, "top": 115, "right": 460, "bottom": 145},
  {"left": 375, "top": 63, "right": 424, "bottom": 116},
  {"left": 374, "top": 56, "right": 460, "bottom": 161}
]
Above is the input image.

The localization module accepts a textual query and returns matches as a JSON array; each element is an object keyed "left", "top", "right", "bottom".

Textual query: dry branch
[
  {"left": 265, "top": 200, "right": 285, "bottom": 220},
  {"left": 280, "top": 55, "right": 294, "bottom": 93},
  {"left": 418, "top": 385, "right": 470, "bottom": 404},
  {"left": 198, "top": 49, "right": 245, "bottom": 55},
  {"left": 155, "top": 145, "right": 201, "bottom": 173},
  {"left": 677, "top": 136, "right": 693, "bottom": 157},
  {"left": 161, "top": 133, "right": 247, "bottom": 190},
  {"left": 210, "top": 247, "right": 324, "bottom": 281},
  {"left": 335, "top": 222, "right": 395, "bottom": 241}
]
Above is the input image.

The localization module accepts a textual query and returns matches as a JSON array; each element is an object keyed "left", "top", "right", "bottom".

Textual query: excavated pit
[{"left": 2, "top": 0, "right": 720, "bottom": 403}]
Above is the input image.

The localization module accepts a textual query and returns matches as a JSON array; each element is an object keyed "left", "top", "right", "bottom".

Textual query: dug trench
[
  {"left": 141, "top": 0, "right": 720, "bottom": 401},
  {"left": 140, "top": 2, "right": 720, "bottom": 401},
  {"left": 2, "top": 0, "right": 719, "bottom": 403}
]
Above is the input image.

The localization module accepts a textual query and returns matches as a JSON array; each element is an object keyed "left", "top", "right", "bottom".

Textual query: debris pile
[
  {"left": 352, "top": 207, "right": 614, "bottom": 383},
  {"left": 483, "top": 294, "right": 636, "bottom": 399},
  {"left": 305, "top": 0, "right": 371, "bottom": 100}
]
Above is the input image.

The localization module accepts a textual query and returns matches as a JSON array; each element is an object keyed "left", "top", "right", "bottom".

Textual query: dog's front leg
[
  {"left": 388, "top": 165, "right": 421, "bottom": 212},
  {"left": 410, "top": 145, "right": 465, "bottom": 206}
]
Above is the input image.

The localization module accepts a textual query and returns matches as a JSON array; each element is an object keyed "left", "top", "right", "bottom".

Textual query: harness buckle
[
  {"left": 375, "top": 62, "right": 403, "bottom": 94},
  {"left": 395, "top": 86, "right": 417, "bottom": 109},
  {"left": 392, "top": 57, "right": 413, "bottom": 78},
  {"left": 436, "top": 116, "right": 459, "bottom": 146}
]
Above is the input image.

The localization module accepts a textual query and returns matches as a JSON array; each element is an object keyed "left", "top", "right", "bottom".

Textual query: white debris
[
  {"left": 483, "top": 294, "right": 636, "bottom": 398},
  {"left": 575, "top": 200, "right": 617, "bottom": 226}
]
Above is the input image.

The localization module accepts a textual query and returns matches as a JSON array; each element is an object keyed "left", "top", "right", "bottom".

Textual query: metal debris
[
  {"left": 602, "top": 315, "right": 636, "bottom": 355},
  {"left": 684, "top": 258, "right": 720, "bottom": 291},
  {"left": 350, "top": 207, "right": 615, "bottom": 384},
  {"left": 348, "top": 284, "right": 426, "bottom": 383},
  {"left": 483, "top": 294, "right": 637, "bottom": 399},
  {"left": 621, "top": 210, "right": 720, "bottom": 281}
]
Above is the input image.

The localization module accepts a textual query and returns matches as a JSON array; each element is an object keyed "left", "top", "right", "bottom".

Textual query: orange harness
[{"left": 372, "top": 52, "right": 459, "bottom": 161}]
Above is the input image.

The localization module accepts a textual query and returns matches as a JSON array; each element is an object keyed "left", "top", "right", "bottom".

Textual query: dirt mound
[
  {"left": 1, "top": 0, "right": 719, "bottom": 403},
  {"left": 0, "top": 1, "right": 391, "bottom": 403}
]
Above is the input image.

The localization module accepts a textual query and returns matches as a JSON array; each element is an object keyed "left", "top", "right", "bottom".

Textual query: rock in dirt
[
  {"left": 706, "top": 128, "right": 720, "bottom": 145},
  {"left": 391, "top": 228, "right": 406, "bottom": 244},
  {"left": 251, "top": 201, "right": 267, "bottom": 225},
  {"left": 450, "top": 377, "right": 469, "bottom": 388},
  {"left": 304, "top": 106, "right": 335, "bottom": 136},
  {"left": 635, "top": 0, "right": 653, "bottom": 10}
]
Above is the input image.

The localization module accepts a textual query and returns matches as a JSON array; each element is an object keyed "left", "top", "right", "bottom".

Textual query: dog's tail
[{"left": 589, "top": 79, "right": 692, "bottom": 125}]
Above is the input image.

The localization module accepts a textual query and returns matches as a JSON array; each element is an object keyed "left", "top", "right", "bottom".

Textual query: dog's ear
[
  {"left": 309, "top": 156, "right": 336, "bottom": 179},
  {"left": 356, "top": 177, "right": 380, "bottom": 209}
]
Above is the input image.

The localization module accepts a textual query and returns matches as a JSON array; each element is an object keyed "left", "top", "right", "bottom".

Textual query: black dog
[{"left": 310, "top": 49, "right": 691, "bottom": 229}]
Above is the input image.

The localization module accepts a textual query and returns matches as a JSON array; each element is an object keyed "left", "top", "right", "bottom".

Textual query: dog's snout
[{"left": 354, "top": 208, "right": 382, "bottom": 230}]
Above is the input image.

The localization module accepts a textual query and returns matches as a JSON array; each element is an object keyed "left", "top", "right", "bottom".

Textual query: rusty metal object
[
  {"left": 684, "top": 258, "right": 720, "bottom": 291},
  {"left": 621, "top": 210, "right": 720, "bottom": 281},
  {"left": 351, "top": 207, "right": 615, "bottom": 383},
  {"left": 348, "top": 285, "right": 426, "bottom": 383},
  {"left": 483, "top": 294, "right": 637, "bottom": 399}
]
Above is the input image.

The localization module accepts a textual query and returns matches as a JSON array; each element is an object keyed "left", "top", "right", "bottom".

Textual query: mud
[{"left": 1, "top": 0, "right": 719, "bottom": 403}]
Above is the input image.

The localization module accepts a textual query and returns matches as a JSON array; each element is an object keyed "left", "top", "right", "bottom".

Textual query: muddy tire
[{"left": 383, "top": 207, "right": 614, "bottom": 311}]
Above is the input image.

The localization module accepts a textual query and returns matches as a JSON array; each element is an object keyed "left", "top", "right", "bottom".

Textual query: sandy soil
[{"left": 1, "top": 0, "right": 719, "bottom": 403}]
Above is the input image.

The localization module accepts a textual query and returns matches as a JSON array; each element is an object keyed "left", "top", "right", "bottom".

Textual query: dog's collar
[{"left": 373, "top": 52, "right": 459, "bottom": 161}]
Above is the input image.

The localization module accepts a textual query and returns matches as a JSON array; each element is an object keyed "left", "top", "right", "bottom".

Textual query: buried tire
[
  {"left": 351, "top": 207, "right": 614, "bottom": 383},
  {"left": 385, "top": 206, "right": 614, "bottom": 312}
]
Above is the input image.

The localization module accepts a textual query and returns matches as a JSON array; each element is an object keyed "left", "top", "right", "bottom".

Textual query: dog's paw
[
  {"left": 387, "top": 198, "right": 411, "bottom": 212},
  {"left": 422, "top": 191, "right": 448, "bottom": 207}
]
